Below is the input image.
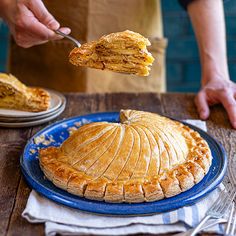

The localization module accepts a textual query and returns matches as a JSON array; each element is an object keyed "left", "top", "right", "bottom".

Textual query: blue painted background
[
  {"left": 0, "top": 21, "right": 9, "bottom": 72},
  {"left": 0, "top": 0, "right": 236, "bottom": 92}
]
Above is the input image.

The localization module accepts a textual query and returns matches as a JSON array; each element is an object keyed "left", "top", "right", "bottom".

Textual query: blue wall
[
  {"left": 0, "top": 21, "right": 9, "bottom": 72},
  {"left": 0, "top": 0, "right": 236, "bottom": 92}
]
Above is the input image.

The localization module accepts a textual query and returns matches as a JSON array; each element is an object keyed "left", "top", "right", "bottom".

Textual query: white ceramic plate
[
  {"left": 0, "top": 102, "right": 66, "bottom": 128},
  {"left": 0, "top": 95, "right": 66, "bottom": 122},
  {"left": 0, "top": 89, "right": 65, "bottom": 118},
  {"left": 0, "top": 103, "right": 65, "bottom": 122}
]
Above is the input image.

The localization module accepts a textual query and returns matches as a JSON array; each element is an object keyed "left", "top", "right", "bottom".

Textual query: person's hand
[
  {"left": 1, "top": 0, "right": 71, "bottom": 48},
  {"left": 195, "top": 78, "right": 236, "bottom": 128}
]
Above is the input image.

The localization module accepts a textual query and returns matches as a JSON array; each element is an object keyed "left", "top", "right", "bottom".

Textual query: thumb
[{"left": 195, "top": 91, "right": 210, "bottom": 120}]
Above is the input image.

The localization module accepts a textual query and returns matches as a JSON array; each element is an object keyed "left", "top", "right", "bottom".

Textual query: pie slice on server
[{"left": 69, "top": 30, "right": 154, "bottom": 76}]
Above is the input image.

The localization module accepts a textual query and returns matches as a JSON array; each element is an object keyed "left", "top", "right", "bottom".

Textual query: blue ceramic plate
[{"left": 20, "top": 112, "right": 227, "bottom": 215}]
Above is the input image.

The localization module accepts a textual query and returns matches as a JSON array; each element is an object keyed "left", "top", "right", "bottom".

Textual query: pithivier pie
[
  {"left": 69, "top": 30, "right": 154, "bottom": 76},
  {"left": 39, "top": 110, "right": 212, "bottom": 203},
  {"left": 0, "top": 73, "right": 50, "bottom": 112}
]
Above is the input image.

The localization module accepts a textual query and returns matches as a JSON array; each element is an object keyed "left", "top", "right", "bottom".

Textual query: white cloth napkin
[{"left": 22, "top": 120, "right": 225, "bottom": 236}]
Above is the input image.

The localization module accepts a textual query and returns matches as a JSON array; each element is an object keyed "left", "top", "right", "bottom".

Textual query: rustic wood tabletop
[{"left": 1, "top": 92, "right": 234, "bottom": 236}]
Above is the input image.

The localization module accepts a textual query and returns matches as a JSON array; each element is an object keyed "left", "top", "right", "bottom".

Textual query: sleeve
[{"left": 178, "top": 0, "right": 227, "bottom": 11}]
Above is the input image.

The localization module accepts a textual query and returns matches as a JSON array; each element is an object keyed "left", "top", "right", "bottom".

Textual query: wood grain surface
[{"left": 0, "top": 93, "right": 234, "bottom": 236}]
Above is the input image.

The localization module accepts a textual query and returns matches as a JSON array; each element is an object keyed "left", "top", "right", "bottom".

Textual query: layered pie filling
[{"left": 69, "top": 30, "right": 154, "bottom": 76}]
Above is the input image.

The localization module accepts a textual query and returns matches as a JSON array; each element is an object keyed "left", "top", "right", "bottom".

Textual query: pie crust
[
  {"left": 0, "top": 73, "right": 50, "bottom": 112},
  {"left": 69, "top": 30, "right": 154, "bottom": 76},
  {"left": 39, "top": 110, "right": 212, "bottom": 203}
]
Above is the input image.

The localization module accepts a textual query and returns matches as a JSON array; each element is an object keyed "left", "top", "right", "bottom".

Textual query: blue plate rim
[{"left": 20, "top": 111, "right": 227, "bottom": 216}]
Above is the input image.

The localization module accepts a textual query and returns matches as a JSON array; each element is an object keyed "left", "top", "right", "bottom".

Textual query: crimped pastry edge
[{"left": 39, "top": 120, "right": 212, "bottom": 203}]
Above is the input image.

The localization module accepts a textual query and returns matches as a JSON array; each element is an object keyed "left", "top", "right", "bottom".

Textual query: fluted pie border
[{"left": 39, "top": 111, "right": 212, "bottom": 203}]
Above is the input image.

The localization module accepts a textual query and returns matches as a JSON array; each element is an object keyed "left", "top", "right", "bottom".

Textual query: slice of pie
[
  {"left": 39, "top": 110, "right": 212, "bottom": 203},
  {"left": 0, "top": 73, "right": 50, "bottom": 112},
  {"left": 69, "top": 30, "right": 154, "bottom": 76}
]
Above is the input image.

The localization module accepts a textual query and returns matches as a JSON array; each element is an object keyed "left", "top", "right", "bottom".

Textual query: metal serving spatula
[{"left": 54, "top": 30, "right": 81, "bottom": 47}]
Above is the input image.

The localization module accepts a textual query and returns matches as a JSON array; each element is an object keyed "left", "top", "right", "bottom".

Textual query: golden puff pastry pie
[
  {"left": 0, "top": 73, "right": 50, "bottom": 112},
  {"left": 69, "top": 30, "right": 154, "bottom": 76},
  {"left": 39, "top": 110, "right": 212, "bottom": 203}
]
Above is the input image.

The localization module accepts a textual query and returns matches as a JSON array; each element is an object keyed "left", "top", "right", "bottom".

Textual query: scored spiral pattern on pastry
[{"left": 39, "top": 110, "right": 212, "bottom": 203}]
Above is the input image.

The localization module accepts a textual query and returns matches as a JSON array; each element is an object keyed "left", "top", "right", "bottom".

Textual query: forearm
[{"left": 187, "top": 0, "right": 229, "bottom": 85}]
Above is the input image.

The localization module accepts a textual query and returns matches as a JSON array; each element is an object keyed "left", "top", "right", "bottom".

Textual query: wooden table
[{"left": 1, "top": 93, "right": 234, "bottom": 236}]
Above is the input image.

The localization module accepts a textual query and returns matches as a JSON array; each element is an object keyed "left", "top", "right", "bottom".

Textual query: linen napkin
[{"left": 22, "top": 120, "right": 225, "bottom": 236}]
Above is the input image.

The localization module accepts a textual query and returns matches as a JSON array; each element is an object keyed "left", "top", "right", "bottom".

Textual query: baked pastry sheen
[
  {"left": 69, "top": 30, "right": 154, "bottom": 76},
  {"left": 0, "top": 73, "right": 50, "bottom": 112},
  {"left": 39, "top": 110, "right": 212, "bottom": 203}
]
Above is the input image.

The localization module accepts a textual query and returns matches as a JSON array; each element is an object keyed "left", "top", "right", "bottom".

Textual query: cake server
[{"left": 54, "top": 30, "right": 81, "bottom": 47}]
